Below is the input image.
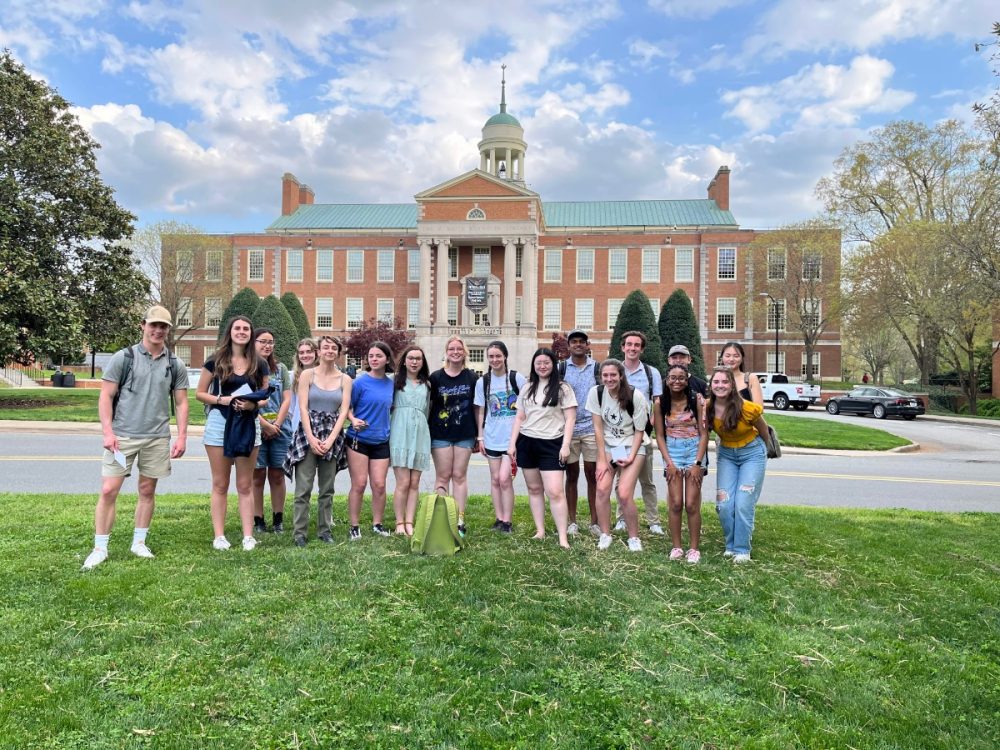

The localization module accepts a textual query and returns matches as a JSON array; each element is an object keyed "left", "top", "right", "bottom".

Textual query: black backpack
[
  {"left": 596, "top": 383, "right": 654, "bottom": 437},
  {"left": 480, "top": 369, "right": 519, "bottom": 427},
  {"left": 558, "top": 359, "right": 600, "bottom": 385},
  {"left": 112, "top": 344, "right": 181, "bottom": 418}
]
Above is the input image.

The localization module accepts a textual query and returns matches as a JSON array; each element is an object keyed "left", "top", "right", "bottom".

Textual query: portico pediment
[{"left": 415, "top": 170, "right": 538, "bottom": 200}]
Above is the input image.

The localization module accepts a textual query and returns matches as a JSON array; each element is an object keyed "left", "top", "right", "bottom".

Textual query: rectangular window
[
  {"left": 803, "top": 253, "right": 822, "bottom": 281},
  {"left": 649, "top": 298, "right": 660, "bottom": 317},
  {"left": 801, "top": 352, "right": 821, "bottom": 378},
  {"left": 576, "top": 248, "right": 594, "bottom": 283},
  {"left": 205, "top": 297, "right": 223, "bottom": 327},
  {"left": 174, "top": 344, "right": 191, "bottom": 366},
  {"left": 767, "top": 298, "right": 786, "bottom": 332},
  {"left": 607, "top": 298, "right": 623, "bottom": 330},
  {"left": 448, "top": 247, "right": 458, "bottom": 279},
  {"left": 802, "top": 298, "right": 821, "bottom": 328},
  {"left": 407, "top": 249, "right": 420, "bottom": 282},
  {"left": 674, "top": 247, "right": 693, "bottom": 282},
  {"left": 544, "top": 249, "right": 562, "bottom": 283},
  {"left": 717, "top": 298, "right": 736, "bottom": 331},
  {"left": 516, "top": 246, "right": 523, "bottom": 279},
  {"left": 543, "top": 299, "right": 561, "bottom": 330},
  {"left": 176, "top": 250, "right": 194, "bottom": 283},
  {"left": 205, "top": 250, "right": 223, "bottom": 282},
  {"left": 717, "top": 247, "right": 736, "bottom": 280},
  {"left": 347, "top": 250, "right": 364, "bottom": 282},
  {"left": 767, "top": 248, "right": 786, "bottom": 280},
  {"left": 345, "top": 354, "right": 364, "bottom": 372},
  {"left": 202, "top": 346, "right": 214, "bottom": 362},
  {"left": 316, "top": 298, "right": 333, "bottom": 329},
  {"left": 642, "top": 247, "right": 660, "bottom": 283},
  {"left": 575, "top": 299, "right": 594, "bottom": 330},
  {"left": 346, "top": 298, "right": 364, "bottom": 329},
  {"left": 377, "top": 249, "right": 394, "bottom": 283},
  {"left": 447, "top": 296, "right": 458, "bottom": 326},
  {"left": 767, "top": 351, "right": 786, "bottom": 374},
  {"left": 515, "top": 296, "right": 523, "bottom": 325},
  {"left": 248, "top": 249, "right": 264, "bottom": 281},
  {"left": 316, "top": 249, "right": 333, "bottom": 282},
  {"left": 468, "top": 348, "right": 485, "bottom": 367},
  {"left": 472, "top": 247, "right": 491, "bottom": 277},
  {"left": 176, "top": 297, "right": 192, "bottom": 327},
  {"left": 286, "top": 249, "right": 303, "bottom": 282},
  {"left": 376, "top": 298, "right": 394, "bottom": 323},
  {"left": 608, "top": 248, "right": 627, "bottom": 283},
  {"left": 473, "top": 310, "right": 490, "bottom": 326},
  {"left": 407, "top": 298, "right": 419, "bottom": 329}
]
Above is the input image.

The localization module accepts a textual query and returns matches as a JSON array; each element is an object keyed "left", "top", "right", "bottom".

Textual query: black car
[{"left": 825, "top": 387, "right": 925, "bottom": 420}]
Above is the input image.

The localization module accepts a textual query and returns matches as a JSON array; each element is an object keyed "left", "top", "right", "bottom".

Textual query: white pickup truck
[{"left": 754, "top": 373, "right": 822, "bottom": 411}]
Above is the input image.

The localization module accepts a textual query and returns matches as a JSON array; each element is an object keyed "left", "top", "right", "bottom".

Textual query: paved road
[{"left": 1, "top": 411, "right": 997, "bottom": 512}]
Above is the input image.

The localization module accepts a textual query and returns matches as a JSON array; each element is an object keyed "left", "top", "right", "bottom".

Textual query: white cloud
[
  {"left": 722, "top": 55, "right": 915, "bottom": 132},
  {"left": 647, "top": 0, "right": 751, "bottom": 19}
]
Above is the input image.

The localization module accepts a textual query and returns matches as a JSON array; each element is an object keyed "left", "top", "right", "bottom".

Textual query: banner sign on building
[{"left": 465, "top": 277, "right": 488, "bottom": 312}]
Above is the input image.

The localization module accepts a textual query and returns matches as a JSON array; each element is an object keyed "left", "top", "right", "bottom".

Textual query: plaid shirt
[{"left": 282, "top": 410, "right": 347, "bottom": 478}]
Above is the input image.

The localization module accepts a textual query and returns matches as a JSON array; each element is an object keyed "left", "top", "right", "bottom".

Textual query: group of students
[{"left": 192, "top": 316, "right": 770, "bottom": 562}]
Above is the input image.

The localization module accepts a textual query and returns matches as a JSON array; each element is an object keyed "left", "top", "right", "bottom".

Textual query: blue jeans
[{"left": 715, "top": 437, "right": 767, "bottom": 556}]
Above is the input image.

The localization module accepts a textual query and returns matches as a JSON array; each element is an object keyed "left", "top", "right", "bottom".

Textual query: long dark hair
[
  {"left": 707, "top": 366, "right": 745, "bottom": 433},
  {"left": 524, "top": 348, "right": 563, "bottom": 407},
  {"left": 213, "top": 315, "right": 266, "bottom": 386},
  {"left": 394, "top": 345, "right": 429, "bottom": 391},
  {"left": 665, "top": 363, "right": 699, "bottom": 417},
  {"left": 366, "top": 341, "right": 395, "bottom": 373},
  {"left": 720, "top": 341, "right": 748, "bottom": 373},
  {"left": 599, "top": 359, "right": 635, "bottom": 411},
  {"left": 254, "top": 328, "right": 278, "bottom": 372}
]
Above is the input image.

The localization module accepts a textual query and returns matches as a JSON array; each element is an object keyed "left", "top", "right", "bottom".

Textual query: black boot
[
  {"left": 253, "top": 515, "right": 268, "bottom": 535},
  {"left": 271, "top": 512, "right": 284, "bottom": 534}
]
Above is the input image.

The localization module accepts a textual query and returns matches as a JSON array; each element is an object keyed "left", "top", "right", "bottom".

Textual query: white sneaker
[
  {"left": 597, "top": 533, "right": 613, "bottom": 551},
  {"left": 733, "top": 553, "right": 751, "bottom": 564},
  {"left": 723, "top": 550, "right": 735, "bottom": 558},
  {"left": 589, "top": 523, "right": 601, "bottom": 537},
  {"left": 613, "top": 519, "right": 627, "bottom": 532},
  {"left": 242, "top": 536, "right": 257, "bottom": 551},
  {"left": 82, "top": 547, "right": 108, "bottom": 570},
  {"left": 648, "top": 524, "right": 665, "bottom": 536},
  {"left": 669, "top": 546, "right": 684, "bottom": 560},
  {"left": 130, "top": 542, "right": 155, "bottom": 559},
  {"left": 567, "top": 522, "right": 579, "bottom": 536},
  {"left": 212, "top": 536, "right": 231, "bottom": 550},
  {"left": 627, "top": 537, "right": 643, "bottom": 553}
]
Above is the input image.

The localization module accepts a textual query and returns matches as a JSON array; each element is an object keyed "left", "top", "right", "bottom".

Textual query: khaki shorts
[
  {"left": 102, "top": 436, "right": 172, "bottom": 479},
  {"left": 566, "top": 432, "right": 598, "bottom": 464}
]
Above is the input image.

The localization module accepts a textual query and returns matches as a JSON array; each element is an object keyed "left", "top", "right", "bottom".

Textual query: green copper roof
[
  {"left": 484, "top": 111, "right": 522, "bottom": 128},
  {"left": 268, "top": 204, "right": 418, "bottom": 231},
  {"left": 542, "top": 199, "right": 736, "bottom": 228}
]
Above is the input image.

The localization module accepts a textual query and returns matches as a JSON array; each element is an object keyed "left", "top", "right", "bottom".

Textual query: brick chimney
[
  {"left": 707, "top": 165, "right": 731, "bottom": 211},
  {"left": 298, "top": 183, "right": 314, "bottom": 208},
  {"left": 282, "top": 172, "right": 302, "bottom": 216}
]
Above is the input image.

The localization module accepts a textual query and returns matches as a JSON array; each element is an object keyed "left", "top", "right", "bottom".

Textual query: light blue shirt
[{"left": 562, "top": 357, "right": 598, "bottom": 436}]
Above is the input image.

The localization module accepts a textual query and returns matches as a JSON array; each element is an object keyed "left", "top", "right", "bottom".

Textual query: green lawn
[
  {"left": 766, "top": 413, "right": 911, "bottom": 450},
  {"left": 2, "top": 494, "right": 997, "bottom": 748}
]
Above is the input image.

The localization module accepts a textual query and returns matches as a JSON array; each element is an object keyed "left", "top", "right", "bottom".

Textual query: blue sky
[{"left": 3, "top": 0, "right": 996, "bottom": 233}]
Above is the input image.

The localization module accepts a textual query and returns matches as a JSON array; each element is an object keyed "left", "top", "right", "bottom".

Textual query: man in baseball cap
[
  {"left": 667, "top": 344, "right": 707, "bottom": 397},
  {"left": 559, "top": 329, "right": 599, "bottom": 537}
]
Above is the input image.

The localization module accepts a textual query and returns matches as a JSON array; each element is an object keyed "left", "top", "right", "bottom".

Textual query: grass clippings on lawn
[{"left": 1, "top": 493, "right": 997, "bottom": 749}]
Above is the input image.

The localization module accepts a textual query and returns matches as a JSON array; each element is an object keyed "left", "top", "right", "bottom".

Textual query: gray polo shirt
[{"left": 103, "top": 343, "right": 189, "bottom": 439}]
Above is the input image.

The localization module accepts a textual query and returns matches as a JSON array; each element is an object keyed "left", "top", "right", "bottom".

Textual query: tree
[
  {"left": 218, "top": 288, "right": 261, "bottom": 339},
  {"left": 281, "top": 292, "right": 313, "bottom": 341},
  {"left": 751, "top": 220, "right": 843, "bottom": 382},
  {"left": 131, "top": 221, "right": 232, "bottom": 348},
  {"left": 609, "top": 290, "right": 666, "bottom": 373},
  {"left": 252, "top": 295, "right": 299, "bottom": 368},
  {"left": 343, "top": 318, "right": 414, "bottom": 366},
  {"left": 657, "top": 289, "right": 706, "bottom": 379},
  {"left": 0, "top": 50, "right": 141, "bottom": 365},
  {"left": 551, "top": 332, "right": 569, "bottom": 361}
]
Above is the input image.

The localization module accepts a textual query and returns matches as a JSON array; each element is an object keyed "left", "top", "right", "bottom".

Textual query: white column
[
  {"left": 519, "top": 151, "right": 525, "bottom": 181},
  {"left": 419, "top": 239, "right": 432, "bottom": 325},
  {"left": 435, "top": 239, "right": 450, "bottom": 328},
  {"left": 502, "top": 238, "right": 517, "bottom": 326},
  {"left": 490, "top": 149, "right": 496, "bottom": 176},
  {"left": 505, "top": 148, "right": 511, "bottom": 177},
  {"left": 523, "top": 238, "right": 538, "bottom": 328}
]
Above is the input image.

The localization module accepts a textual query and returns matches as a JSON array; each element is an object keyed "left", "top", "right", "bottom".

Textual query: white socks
[{"left": 94, "top": 534, "right": 110, "bottom": 551}]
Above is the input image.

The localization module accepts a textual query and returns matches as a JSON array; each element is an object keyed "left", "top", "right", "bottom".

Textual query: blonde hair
[
  {"left": 443, "top": 335, "right": 468, "bottom": 366},
  {"left": 293, "top": 338, "right": 318, "bottom": 390}
]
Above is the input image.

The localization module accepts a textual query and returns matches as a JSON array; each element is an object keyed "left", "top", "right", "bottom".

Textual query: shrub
[
  {"left": 609, "top": 289, "right": 666, "bottom": 373},
  {"left": 280, "top": 292, "right": 313, "bottom": 341},
  {"left": 658, "top": 289, "right": 706, "bottom": 379},
  {"left": 251, "top": 295, "right": 298, "bottom": 367}
]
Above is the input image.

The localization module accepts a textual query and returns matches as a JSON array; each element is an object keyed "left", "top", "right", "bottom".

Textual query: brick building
[{"left": 168, "top": 81, "right": 842, "bottom": 378}]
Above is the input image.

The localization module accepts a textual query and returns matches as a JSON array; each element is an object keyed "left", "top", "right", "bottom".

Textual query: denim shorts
[
  {"left": 667, "top": 436, "right": 700, "bottom": 469},
  {"left": 431, "top": 438, "right": 476, "bottom": 450},
  {"left": 256, "top": 431, "right": 292, "bottom": 469},
  {"left": 203, "top": 408, "right": 262, "bottom": 449}
]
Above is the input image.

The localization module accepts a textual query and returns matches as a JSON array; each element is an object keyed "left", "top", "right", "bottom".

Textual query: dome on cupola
[{"left": 478, "top": 64, "right": 527, "bottom": 184}]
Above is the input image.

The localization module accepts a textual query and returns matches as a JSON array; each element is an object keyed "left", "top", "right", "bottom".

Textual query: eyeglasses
[{"left": 257, "top": 340, "right": 275, "bottom": 347}]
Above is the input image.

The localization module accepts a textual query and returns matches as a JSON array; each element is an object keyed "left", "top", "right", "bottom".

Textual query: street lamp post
[{"left": 759, "top": 292, "right": 780, "bottom": 373}]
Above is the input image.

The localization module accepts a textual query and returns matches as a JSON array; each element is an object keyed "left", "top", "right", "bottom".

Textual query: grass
[
  {"left": 766, "top": 413, "right": 911, "bottom": 450},
  {"left": 2, "top": 493, "right": 998, "bottom": 749}
]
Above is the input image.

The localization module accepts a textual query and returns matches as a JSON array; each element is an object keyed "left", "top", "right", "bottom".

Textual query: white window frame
[
  {"left": 176, "top": 297, "right": 192, "bottom": 328},
  {"left": 608, "top": 248, "right": 627, "bottom": 283},
  {"left": 447, "top": 296, "right": 458, "bottom": 326},
  {"left": 516, "top": 246, "right": 523, "bottom": 279},
  {"left": 407, "top": 298, "right": 419, "bottom": 329},
  {"left": 576, "top": 248, "right": 594, "bottom": 283},
  {"left": 316, "top": 298, "right": 333, "bottom": 329},
  {"left": 649, "top": 298, "right": 660, "bottom": 317},
  {"left": 347, "top": 250, "right": 364, "bottom": 283},
  {"left": 767, "top": 351, "right": 786, "bottom": 374},
  {"left": 802, "top": 253, "right": 822, "bottom": 281},
  {"left": 174, "top": 344, "right": 191, "bottom": 366},
  {"left": 377, "top": 249, "right": 394, "bottom": 283},
  {"left": 205, "top": 297, "right": 223, "bottom": 327},
  {"left": 205, "top": 250, "right": 223, "bottom": 282},
  {"left": 543, "top": 299, "right": 561, "bottom": 331},
  {"left": 176, "top": 249, "right": 194, "bottom": 283},
  {"left": 247, "top": 249, "right": 264, "bottom": 282},
  {"left": 515, "top": 296, "right": 523, "bottom": 326},
  {"left": 801, "top": 352, "right": 821, "bottom": 378},
  {"left": 472, "top": 247, "right": 491, "bottom": 277},
  {"left": 448, "top": 247, "right": 459, "bottom": 280},
  {"left": 316, "top": 249, "right": 333, "bottom": 282},
  {"left": 766, "top": 298, "right": 787, "bottom": 332},
  {"left": 767, "top": 248, "right": 786, "bottom": 281},
  {"left": 575, "top": 299, "right": 594, "bottom": 330},
  {"left": 607, "top": 298, "right": 623, "bottom": 330},
  {"left": 376, "top": 298, "right": 394, "bottom": 323},
  {"left": 407, "top": 249, "right": 420, "bottom": 283},
  {"left": 716, "top": 298, "right": 736, "bottom": 331},
  {"left": 717, "top": 247, "right": 736, "bottom": 281},
  {"left": 286, "top": 249, "right": 303, "bottom": 282},
  {"left": 346, "top": 298, "right": 364, "bottom": 329},
  {"left": 674, "top": 247, "right": 693, "bottom": 283},
  {"left": 802, "top": 298, "right": 822, "bottom": 328},
  {"left": 544, "top": 249, "right": 562, "bottom": 283},
  {"left": 642, "top": 247, "right": 660, "bottom": 283},
  {"left": 467, "top": 207, "right": 486, "bottom": 220}
]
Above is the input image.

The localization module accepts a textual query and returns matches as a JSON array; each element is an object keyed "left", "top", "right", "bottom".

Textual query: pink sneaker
[
  {"left": 685, "top": 549, "right": 701, "bottom": 564},
  {"left": 669, "top": 547, "right": 684, "bottom": 560}
]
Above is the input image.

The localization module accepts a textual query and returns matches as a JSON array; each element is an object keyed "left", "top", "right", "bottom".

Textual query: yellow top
[{"left": 713, "top": 401, "right": 764, "bottom": 448}]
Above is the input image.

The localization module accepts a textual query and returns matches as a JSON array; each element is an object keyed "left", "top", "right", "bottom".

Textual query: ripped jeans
[{"left": 715, "top": 437, "right": 767, "bottom": 556}]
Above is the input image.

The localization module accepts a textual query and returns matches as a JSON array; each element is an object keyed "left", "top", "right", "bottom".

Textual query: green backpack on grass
[{"left": 411, "top": 493, "right": 466, "bottom": 556}]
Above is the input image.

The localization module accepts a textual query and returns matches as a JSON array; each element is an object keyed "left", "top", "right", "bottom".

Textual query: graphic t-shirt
[
  {"left": 473, "top": 370, "right": 527, "bottom": 451},
  {"left": 428, "top": 368, "right": 479, "bottom": 441},
  {"left": 585, "top": 386, "right": 650, "bottom": 448}
]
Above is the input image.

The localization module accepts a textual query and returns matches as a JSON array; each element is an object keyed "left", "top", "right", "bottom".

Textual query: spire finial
[{"left": 500, "top": 63, "right": 507, "bottom": 113}]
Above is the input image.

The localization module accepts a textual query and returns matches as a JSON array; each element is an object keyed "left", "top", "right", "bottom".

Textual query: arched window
[{"left": 467, "top": 207, "right": 486, "bottom": 220}]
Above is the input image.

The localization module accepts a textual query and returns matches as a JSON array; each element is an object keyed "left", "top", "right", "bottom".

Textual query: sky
[{"left": 3, "top": 0, "right": 997, "bottom": 233}]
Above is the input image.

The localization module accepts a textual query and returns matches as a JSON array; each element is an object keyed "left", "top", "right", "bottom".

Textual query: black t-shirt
[
  {"left": 688, "top": 374, "right": 708, "bottom": 398},
  {"left": 428, "top": 368, "right": 479, "bottom": 441},
  {"left": 204, "top": 357, "right": 271, "bottom": 413}
]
